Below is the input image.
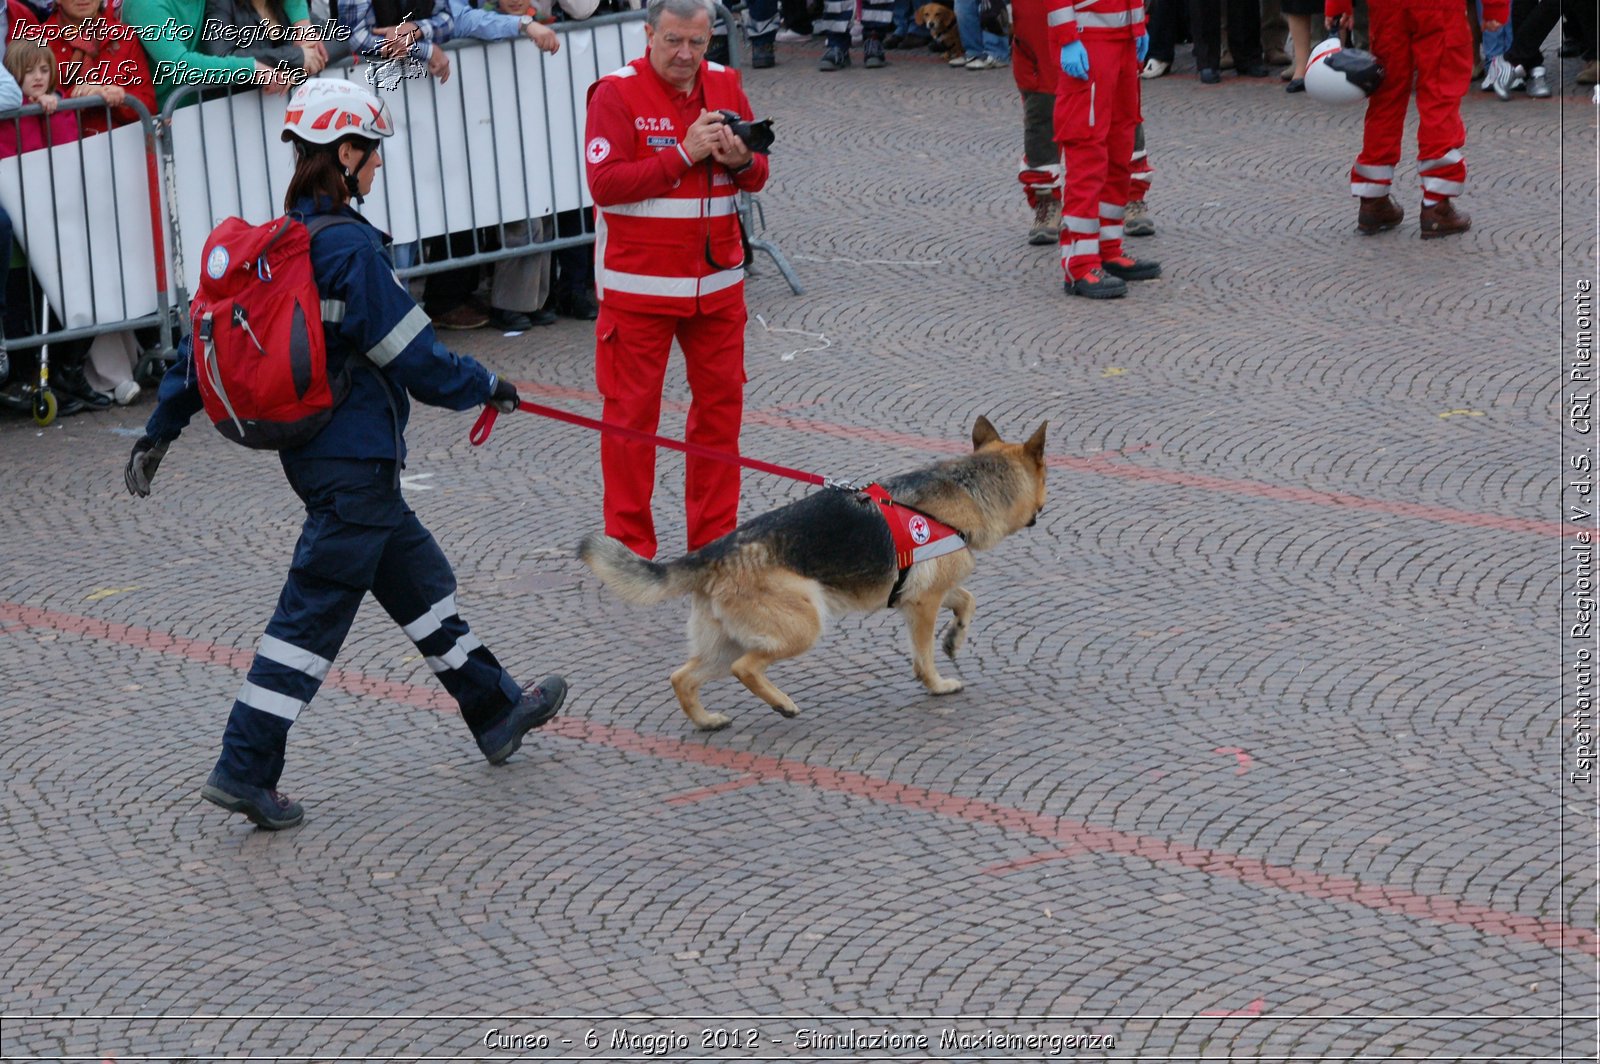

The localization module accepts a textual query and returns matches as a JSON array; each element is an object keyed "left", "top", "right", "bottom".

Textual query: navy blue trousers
[{"left": 214, "top": 458, "right": 521, "bottom": 788}]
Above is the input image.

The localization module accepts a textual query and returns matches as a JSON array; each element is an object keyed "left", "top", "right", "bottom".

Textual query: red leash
[{"left": 470, "top": 401, "right": 831, "bottom": 487}]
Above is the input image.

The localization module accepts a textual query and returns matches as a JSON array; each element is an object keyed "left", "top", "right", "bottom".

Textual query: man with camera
[{"left": 583, "top": 0, "right": 770, "bottom": 561}]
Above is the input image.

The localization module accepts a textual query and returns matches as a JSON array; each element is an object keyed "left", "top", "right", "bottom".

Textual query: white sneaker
[
  {"left": 1488, "top": 56, "right": 1522, "bottom": 100},
  {"left": 774, "top": 27, "right": 806, "bottom": 41},
  {"left": 113, "top": 379, "right": 141, "bottom": 405},
  {"left": 948, "top": 53, "right": 969, "bottom": 65},
  {"left": 1139, "top": 57, "right": 1169, "bottom": 78},
  {"left": 1526, "top": 65, "right": 1550, "bottom": 97},
  {"left": 965, "top": 53, "right": 1005, "bottom": 69}
]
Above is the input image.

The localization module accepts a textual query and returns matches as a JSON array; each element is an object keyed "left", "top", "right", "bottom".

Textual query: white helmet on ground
[
  {"left": 1305, "top": 36, "right": 1384, "bottom": 104},
  {"left": 282, "top": 79, "right": 396, "bottom": 145}
]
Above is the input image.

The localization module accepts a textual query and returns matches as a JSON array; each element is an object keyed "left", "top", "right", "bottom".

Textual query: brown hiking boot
[
  {"left": 1419, "top": 199, "right": 1471, "bottom": 239},
  {"left": 1356, "top": 194, "right": 1403, "bottom": 235},
  {"left": 1027, "top": 198, "right": 1061, "bottom": 245}
]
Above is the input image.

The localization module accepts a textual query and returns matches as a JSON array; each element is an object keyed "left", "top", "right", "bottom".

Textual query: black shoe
[
  {"left": 882, "top": 32, "right": 903, "bottom": 48},
  {"left": 551, "top": 290, "right": 598, "bottom": 320},
  {"left": 1067, "top": 268, "right": 1127, "bottom": 299},
  {"left": 1199, "top": 67, "right": 1220, "bottom": 83},
  {"left": 1101, "top": 254, "right": 1161, "bottom": 281},
  {"left": 818, "top": 45, "right": 849, "bottom": 70},
  {"left": 1285, "top": 77, "right": 1305, "bottom": 92},
  {"left": 476, "top": 675, "right": 567, "bottom": 764},
  {"left": 752, "top": 40, "right": 775, "bottom": 67},
  {"left": 1237, "top": 61, "right": 1270, "bottom": 77},
  {"left": 201, "top": 769, "right": 305, "bottom": 829},
  {"left": 706, "top": 36, "right": 730, "bottom": 65},
  {"left": 487, "top": 307, "right": 534, "bottom": 332},
  {"left": 864, "top": 36, "right": 887, "bottom": 67},
  {"left": 528, "top": 307, "right": 559, "bottom": 327}
]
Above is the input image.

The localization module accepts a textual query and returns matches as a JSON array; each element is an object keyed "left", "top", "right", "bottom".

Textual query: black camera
[{"left": 716, "top": 110, "right": 776, "bottom": 155}]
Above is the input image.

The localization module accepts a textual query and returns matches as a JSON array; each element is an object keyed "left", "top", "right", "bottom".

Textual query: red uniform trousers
[
  {"left": 1013, "top": 0, "right": 1063, "bottom": 209},
  {"left": 596, "top": 300, "right": 747, "bottom": 560},
  {"left": 1351, "top": 1, "right": 1471, "bottom": 206},
  {"left": 1054, "top": 36, "right": 1142, "bottom": 281}
]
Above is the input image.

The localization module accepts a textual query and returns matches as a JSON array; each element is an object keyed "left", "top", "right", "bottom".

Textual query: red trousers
[
  {"left": 1352, "top": 1, "right": 1471, "bottom": 205},
  {"left": 1054, "top": 36, "right": 1142, "bottom": 280},
  {"left": 595, "top": 300, "right": 747, "bottom": 560}
]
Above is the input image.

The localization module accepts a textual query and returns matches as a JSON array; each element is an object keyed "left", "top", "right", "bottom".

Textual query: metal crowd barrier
[
  {"left": 0, "top": 94, "right": 172, "bottom": 416},
  {"left": 0, "top": 7, "right": 800, "bottom": 423}
]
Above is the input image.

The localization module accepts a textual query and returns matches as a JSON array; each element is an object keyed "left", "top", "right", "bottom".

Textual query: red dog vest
[{"left": 862, "top": 484, "right": 968, "bottom": 606}]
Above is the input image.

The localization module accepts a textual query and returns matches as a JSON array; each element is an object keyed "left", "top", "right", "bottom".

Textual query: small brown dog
[{"left": 915, "top": 1, "right": 964, "bottom": 62}]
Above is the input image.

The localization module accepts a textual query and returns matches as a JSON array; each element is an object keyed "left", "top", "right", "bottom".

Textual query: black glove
[
  {"left": 124, "top": 436, "right": 169, "bottom": 497},
  {"left": 489, "top": 375, "right": 520, "bottom": 414}
]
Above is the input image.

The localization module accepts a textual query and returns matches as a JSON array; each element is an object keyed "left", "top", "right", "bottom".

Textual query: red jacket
[
  {"left": 42, "top": 10, "right": 157, "bottom": 135},
  {"left": 0, "top": 108, "right": 82, "bottom": 157},
  {"left": 585, "top": 55, "right": 769, "bottom": 317},
  {"left": 1326, "top": 0, "right": 1505, "bottom": 26},
  {"left": 1046, "top": 0, "right": 1146, "bottom": 48}
]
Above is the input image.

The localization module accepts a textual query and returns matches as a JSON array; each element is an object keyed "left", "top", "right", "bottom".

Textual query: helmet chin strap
[{"left": 343, "top": 141, "right": 377, "bottom": 205}]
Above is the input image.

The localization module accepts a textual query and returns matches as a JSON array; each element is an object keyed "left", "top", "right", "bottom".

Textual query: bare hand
[
  {"left": 681, "top": 109, "right": 729, "bottom": 163},
  {"left": 35, "top": 92, "right": 60, "bottom": 113},
  {"left": 299, "top": 44, "right": 327, "bottom": 74},
  {"left": 1483, "top": 18, "right": 1502, "bottom": 30},
  {"left": 257, "top": 62, "right": 293, "bottom": 93},
  {"left": 378, "top": 21, "right": 419, "bottom": 57},
  {"left": 427, "top": 45, "right": 451, "bottom": 82},
  {"left": 79, "top": 83, "right": 126, "bottom": 107},
  {"left": 709, "top": 119, "right": 752, "bottom": 171},
  {"left": 524, "top": 19, "right": 559, "bottom": 53},
  {"left": 1324, "top": 12, "right": 1350, "bottom": 31}
]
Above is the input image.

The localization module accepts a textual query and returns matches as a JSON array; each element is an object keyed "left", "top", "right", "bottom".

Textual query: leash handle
[{"left": 471, "top": 398, "right": 828, "bottom": 487}]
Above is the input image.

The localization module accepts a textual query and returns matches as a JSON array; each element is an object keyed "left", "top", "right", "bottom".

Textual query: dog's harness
[{"left": 859, "top": 483, "right": 969, "bottom": 607}]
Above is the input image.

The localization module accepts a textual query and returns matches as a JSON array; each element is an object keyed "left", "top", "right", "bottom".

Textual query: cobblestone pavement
[{"left": 1, "top": 31, "right": 1596, "bottom": 1064}]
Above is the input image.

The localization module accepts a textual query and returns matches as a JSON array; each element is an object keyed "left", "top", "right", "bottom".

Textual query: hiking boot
[
  {"left": 1525, "top": 65, "right": 1550, "bottom": 97},
  {"left": 432, "top": 302, "right": 489, "bottom": 330},
  {"left": 476, "top": 675, "right": 567, "bottom": 765},
  {"left": 201, "top": 769, "right": 304, "bottom": 830},
  {"left": 1101, "top": 254, "right": 1160, "bottom": 281},
  {"left": 1027, "top": 198, "right": 1061, "bottom": 245},
  {"left": 1124, "top": 199, "right": 1155, "bottom": 237},
  {"left": 817, "top": 45, "right": 849, "bottom": 70},
  {"left": 1067, "top": 268, "right": 1127, "bottom": 299},
  {"left": 864, "top": 36, "right": 887, "bottom": 67},
  {"left": 1579, "top": 60, "right": 1599, "bottom": 86},
  {"left": 1419, "top": 199, "right": 1470, "bottom": 239},
  {"left": 1356, "top": 194, "right": 1403, "bottom": 234},
  {"left": 751, "top": 40, "right": 776, "bottom": 67}
]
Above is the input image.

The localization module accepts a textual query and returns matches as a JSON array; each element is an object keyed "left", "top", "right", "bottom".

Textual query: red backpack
[{"left": 191, "top": 214, "right": 356, "bottom": 449}]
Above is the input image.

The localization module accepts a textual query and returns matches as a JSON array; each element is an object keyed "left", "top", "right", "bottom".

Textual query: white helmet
[
  {"left": 1305, "top": 35, "right": 1384, "bottom": 104},
  {"left": 282, "top": 79, "right": 396, "bottom": 145}
]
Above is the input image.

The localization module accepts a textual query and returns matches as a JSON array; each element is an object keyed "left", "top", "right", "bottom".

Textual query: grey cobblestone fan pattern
[{"left": 0, "top": 34, "right": 1595, "bottom": 1062}]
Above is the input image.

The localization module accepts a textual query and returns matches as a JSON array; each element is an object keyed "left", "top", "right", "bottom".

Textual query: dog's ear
[
  {"left": 1023, "top": 421, "right": 1048, "bottom": 464},
  {"left": 972, "top": 415, "right": 1001, "bottom": 450}
]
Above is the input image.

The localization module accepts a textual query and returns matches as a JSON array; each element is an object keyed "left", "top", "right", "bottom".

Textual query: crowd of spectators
[{"left": 0, "top": 0, "right": 1592, "bottom": 413}]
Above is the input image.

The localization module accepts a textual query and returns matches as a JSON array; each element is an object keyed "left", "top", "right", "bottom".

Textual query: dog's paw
[
  {"left": 692, "top": 712, "right": 733, "bottom": 731},
  {"left": 927, "top": 677, "right": 964, "bottom": 695},
  {"left": 941, "top": 624, "right": 967, "bottom": 659},
  {"left": 770, "top": 699, "right": 800, "bottom": 718}
]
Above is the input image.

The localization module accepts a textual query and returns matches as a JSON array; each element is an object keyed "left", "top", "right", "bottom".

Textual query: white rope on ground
[
  {"left": 793, "top": 256, "right": 945, "bottom": 267},
  {"left": 755, "top": 314, "right": 832, "bottom": 362}
]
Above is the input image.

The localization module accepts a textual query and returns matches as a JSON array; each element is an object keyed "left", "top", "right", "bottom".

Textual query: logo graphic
[
  {"left": 206, "top": 246, "right": 230, "bottom": 280},
  {"left": 586, "top": 136, "right": 611, "bottom": 163},
  {"left": 908, "top": 515, "right": 931, "bottom": 545}
]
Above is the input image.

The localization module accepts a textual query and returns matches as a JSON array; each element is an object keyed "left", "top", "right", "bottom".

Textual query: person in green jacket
[{"left": 125, "top": 0, "right": 328, "bottom": 107}]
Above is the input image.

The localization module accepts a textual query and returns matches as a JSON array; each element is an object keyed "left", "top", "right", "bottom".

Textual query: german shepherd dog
[{"left": 577, "top": 417, "right": 1048, "bottom": 730}]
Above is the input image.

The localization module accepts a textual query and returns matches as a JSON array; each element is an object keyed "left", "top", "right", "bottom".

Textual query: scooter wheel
[{"left": 32, "top": 388, "right": 57, "bottom": 426}]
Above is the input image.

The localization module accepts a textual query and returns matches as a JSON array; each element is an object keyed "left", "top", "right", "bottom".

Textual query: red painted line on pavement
[
  {"left": 664, "top": 774, "right": 762, "bottom": 805},
  {"left": 1201, "top": 997, "right": 1266, "bottom": 1019},
  {"left": 981, "top": 846, "right": 1092, "bottom": 876},
  {"left": 1214, "top": 746, "right": 1253, "bottom": 776},
  {"left": 512, "top": 383, "right": 1569, "bottom": 539},
  {"left": 6, "top": 599, "right": 1590, "bottom": 961}
]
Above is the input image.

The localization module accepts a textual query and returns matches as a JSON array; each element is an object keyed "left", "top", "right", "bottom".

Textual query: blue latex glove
[
  {"left": 1135, "top": 33, "right": 1149, "bottom": 63},
  {"left": 1060, "top": 41, "right": 1089, "bottom": 79}
]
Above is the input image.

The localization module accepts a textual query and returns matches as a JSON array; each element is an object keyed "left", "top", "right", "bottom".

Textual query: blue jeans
[
  {"left": 955, "top": 0, "right": 1011, "bottom": 59},
  {"left": 1479, "top": 8, "right": 1511, "bottom": 58}
]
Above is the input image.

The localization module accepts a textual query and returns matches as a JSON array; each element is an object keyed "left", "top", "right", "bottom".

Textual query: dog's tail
[{"left": 577, "top": 533, "right": 699, "bottom": 605}]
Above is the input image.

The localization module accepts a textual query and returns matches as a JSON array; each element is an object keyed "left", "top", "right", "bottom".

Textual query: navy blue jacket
[{"left": 145, "top": 197, "right": 497, "bottom": 464}]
